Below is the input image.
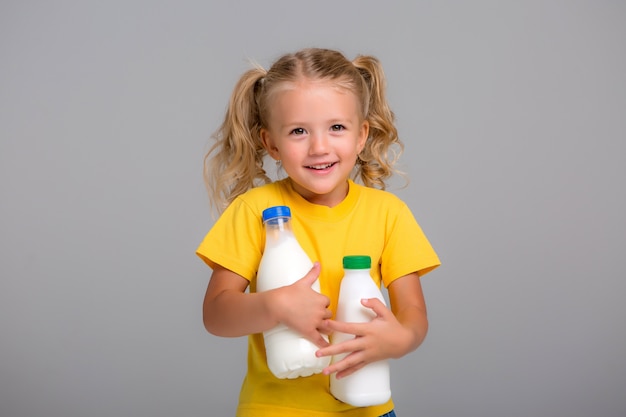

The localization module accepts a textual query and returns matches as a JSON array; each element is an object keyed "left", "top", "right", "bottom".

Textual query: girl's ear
[
  {"left": 260, "top": 128, "right": 280, "bottom": 160},
  {"left": 357, "top": 120, "right": 369, "bottom": 154}
]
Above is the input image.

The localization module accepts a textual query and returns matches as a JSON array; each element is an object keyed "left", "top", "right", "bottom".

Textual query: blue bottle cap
[{"left": 262, "top": 205, "right": 291, "bottom": 221}]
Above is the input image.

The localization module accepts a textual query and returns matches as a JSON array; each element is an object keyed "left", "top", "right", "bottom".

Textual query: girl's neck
[{"left": 287, "top": 177, "right": 350, "bottom": 208}]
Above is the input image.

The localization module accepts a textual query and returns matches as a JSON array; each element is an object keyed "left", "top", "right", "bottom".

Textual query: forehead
[
  {"left": 273, "top": 77, "right": 351, "bottom": 95},
  {"left": 268, "top": 79, "right": 361, "bottom": 114}
]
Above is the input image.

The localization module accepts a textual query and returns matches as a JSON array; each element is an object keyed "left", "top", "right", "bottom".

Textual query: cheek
[{"left": 274, "top": 141, "right": 301, "bottom": 161}]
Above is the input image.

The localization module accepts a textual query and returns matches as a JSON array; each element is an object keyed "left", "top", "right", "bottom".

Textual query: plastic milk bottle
[
  {"left": 330, "top": 255, "right": 391, "bottom": 406},
  {"left": 256, "top": 205, "right": 331, "bottom": 379}
]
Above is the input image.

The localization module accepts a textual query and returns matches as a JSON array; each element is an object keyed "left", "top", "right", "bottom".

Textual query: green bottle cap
[{"left": 343, "top": 255, "right": 371, "bottom": 269}]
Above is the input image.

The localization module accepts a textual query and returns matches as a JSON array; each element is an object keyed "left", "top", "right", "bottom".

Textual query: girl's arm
[
  {"left": 203, "top": 262, "right": 332, "bottom": 347},
  {"left": 317, "top": 272, "right": 428, "bottom": 378},
  {"left": 387, "top": 271, "right": 429, "bottom": 354}
]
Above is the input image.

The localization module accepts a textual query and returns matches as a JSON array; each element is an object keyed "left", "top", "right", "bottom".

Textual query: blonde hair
[{"left": 204, "top": 48, "right": 403, "bottom": 214}]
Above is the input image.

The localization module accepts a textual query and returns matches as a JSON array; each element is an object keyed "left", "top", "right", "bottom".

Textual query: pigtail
[
  {"left": 352, "top": 55, "right": 404, "bottom": 189},
  {"left": 204, "top": 66, "right": 271, "bottom": 215}
]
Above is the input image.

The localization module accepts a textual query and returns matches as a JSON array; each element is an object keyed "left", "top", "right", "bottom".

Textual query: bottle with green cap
[{"left": 330, "top": 255, "right": 391, "bottom": 406}]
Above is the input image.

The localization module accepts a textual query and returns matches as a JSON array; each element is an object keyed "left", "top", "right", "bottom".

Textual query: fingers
[
  {"left": 296, "top": 261, "right": 331, "bottom": 311},
  {"left": 324, "top": 318, "right": 363, "bottom": 334},
  {"left": 360, "top": 297, "right": 389, "bottom": 317},
  {"left": 290, "top": 317, "right": 331, "bottom": 349},
  {"left": 312, "top": 333, "right": 330, "bottom": 348},
  {"left": 280, "top": 261, "right": 332, "bottom": 347},
  {"left": 334, "top": 360, "right": 366, "bottom": 379},
  {"left": 324, "top": 355, "right": 366, "bottom": 379},
  {"left": 315, "top": 323, "right": 362, "bottom": 358},
  {"left": 295, "top": 261, "right": 320, "bottom": 286},
  {"left": 318, "top": 346, "right": 367, "bottom": 378},
  {"left": 316, "top": 300, "right": 396, "bottom": 379}
]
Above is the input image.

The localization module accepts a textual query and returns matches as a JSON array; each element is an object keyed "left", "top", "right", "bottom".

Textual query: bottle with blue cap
[
  {"left": 330, "top": 255, "right": 391, "bottom": 406},
  {"left": 256, "top": 205, "right": 331, "bottom": 378}
]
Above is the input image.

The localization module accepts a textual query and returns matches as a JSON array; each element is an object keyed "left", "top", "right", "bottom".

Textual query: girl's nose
[{"left": 309, "top": 133, "right": 329, "bottom": 155}]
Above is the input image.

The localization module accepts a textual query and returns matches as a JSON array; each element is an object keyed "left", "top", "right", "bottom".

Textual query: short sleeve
[
  {"left": 381, "top": 202, "right": 440, "bottom": 287},
  {"left": 196, "top": 197, "right": 264, "bottom": 281}
]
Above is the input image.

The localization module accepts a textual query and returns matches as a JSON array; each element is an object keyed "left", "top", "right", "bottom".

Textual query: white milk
[
  {"left": 256, "top": 206, "right": 330, "bottom": 379},
  {"left": 330, "top": 255, "right": 391, "bottom": 406}
]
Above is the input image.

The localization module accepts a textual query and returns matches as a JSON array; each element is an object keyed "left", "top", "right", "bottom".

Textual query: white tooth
[{"left": 310, "top": 163, "right": 331, "bottom": 169}]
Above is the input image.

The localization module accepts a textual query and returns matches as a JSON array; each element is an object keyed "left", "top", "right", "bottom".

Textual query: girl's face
[{"left": 261, "top": 79, "right": 369, "bottom": 207}]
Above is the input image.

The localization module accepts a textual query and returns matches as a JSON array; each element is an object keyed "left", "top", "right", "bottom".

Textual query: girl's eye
[
  {"left": 330, "top": 124, "right": 345, "bottom": 131},
  {"left": 290, "top": 128, "right": 306, "bottom": 135}
]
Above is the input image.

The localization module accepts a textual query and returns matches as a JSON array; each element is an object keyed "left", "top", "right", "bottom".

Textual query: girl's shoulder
[{"left": 233, "top": 180, "right": 291, "bottom": 213}]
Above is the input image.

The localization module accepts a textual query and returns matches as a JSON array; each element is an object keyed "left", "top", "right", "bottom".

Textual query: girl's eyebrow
[{"left": 327, "top": 119, "right": 354, "bottom": 128}]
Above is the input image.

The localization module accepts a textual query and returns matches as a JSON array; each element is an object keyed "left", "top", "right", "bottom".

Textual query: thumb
[
  {"left": 297, "top": 262, "right": 321, "bottom": 287},
  {"left": 361, "top": 297, "right": 389, "bottom": 318}
]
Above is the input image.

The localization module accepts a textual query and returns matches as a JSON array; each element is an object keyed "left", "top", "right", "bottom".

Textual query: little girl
[{"left": 197, "top": 47, "right": 440, "bottom": 417}]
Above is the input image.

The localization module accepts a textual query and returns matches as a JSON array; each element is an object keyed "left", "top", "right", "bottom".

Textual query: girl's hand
[
  {"left": 270, "top": 262, "right": 333, "bottom": 348},
  {"left": 316, "top": 298, "right": 413, "bottom": 379},
  {"left": 316, "top": 272, "right": 428, "bottom": 379}
]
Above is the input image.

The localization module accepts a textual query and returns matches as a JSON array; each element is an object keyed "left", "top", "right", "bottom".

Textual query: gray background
[{"left": 1, "top": 1, "right": 624, "bottom": 416}]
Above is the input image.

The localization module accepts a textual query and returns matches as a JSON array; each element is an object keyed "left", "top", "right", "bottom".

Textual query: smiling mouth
[{"left": 306, "top": 162, "right": 336, "bottom": 170}]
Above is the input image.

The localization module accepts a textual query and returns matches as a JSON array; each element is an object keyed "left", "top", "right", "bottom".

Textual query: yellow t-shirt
[{"left": 197, "top": 179, "right": 440, "bottom": 417}]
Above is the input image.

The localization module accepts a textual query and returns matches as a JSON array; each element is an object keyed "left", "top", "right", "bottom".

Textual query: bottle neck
[
  {"left": 265, "top": 217, "right": 292, "bottom": 232},
  {"left": 264, "top": 217, "right": 295, "bottom": 245},
  {"left": 344, "top": 268, "right": 371, "bottom": 273}
]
